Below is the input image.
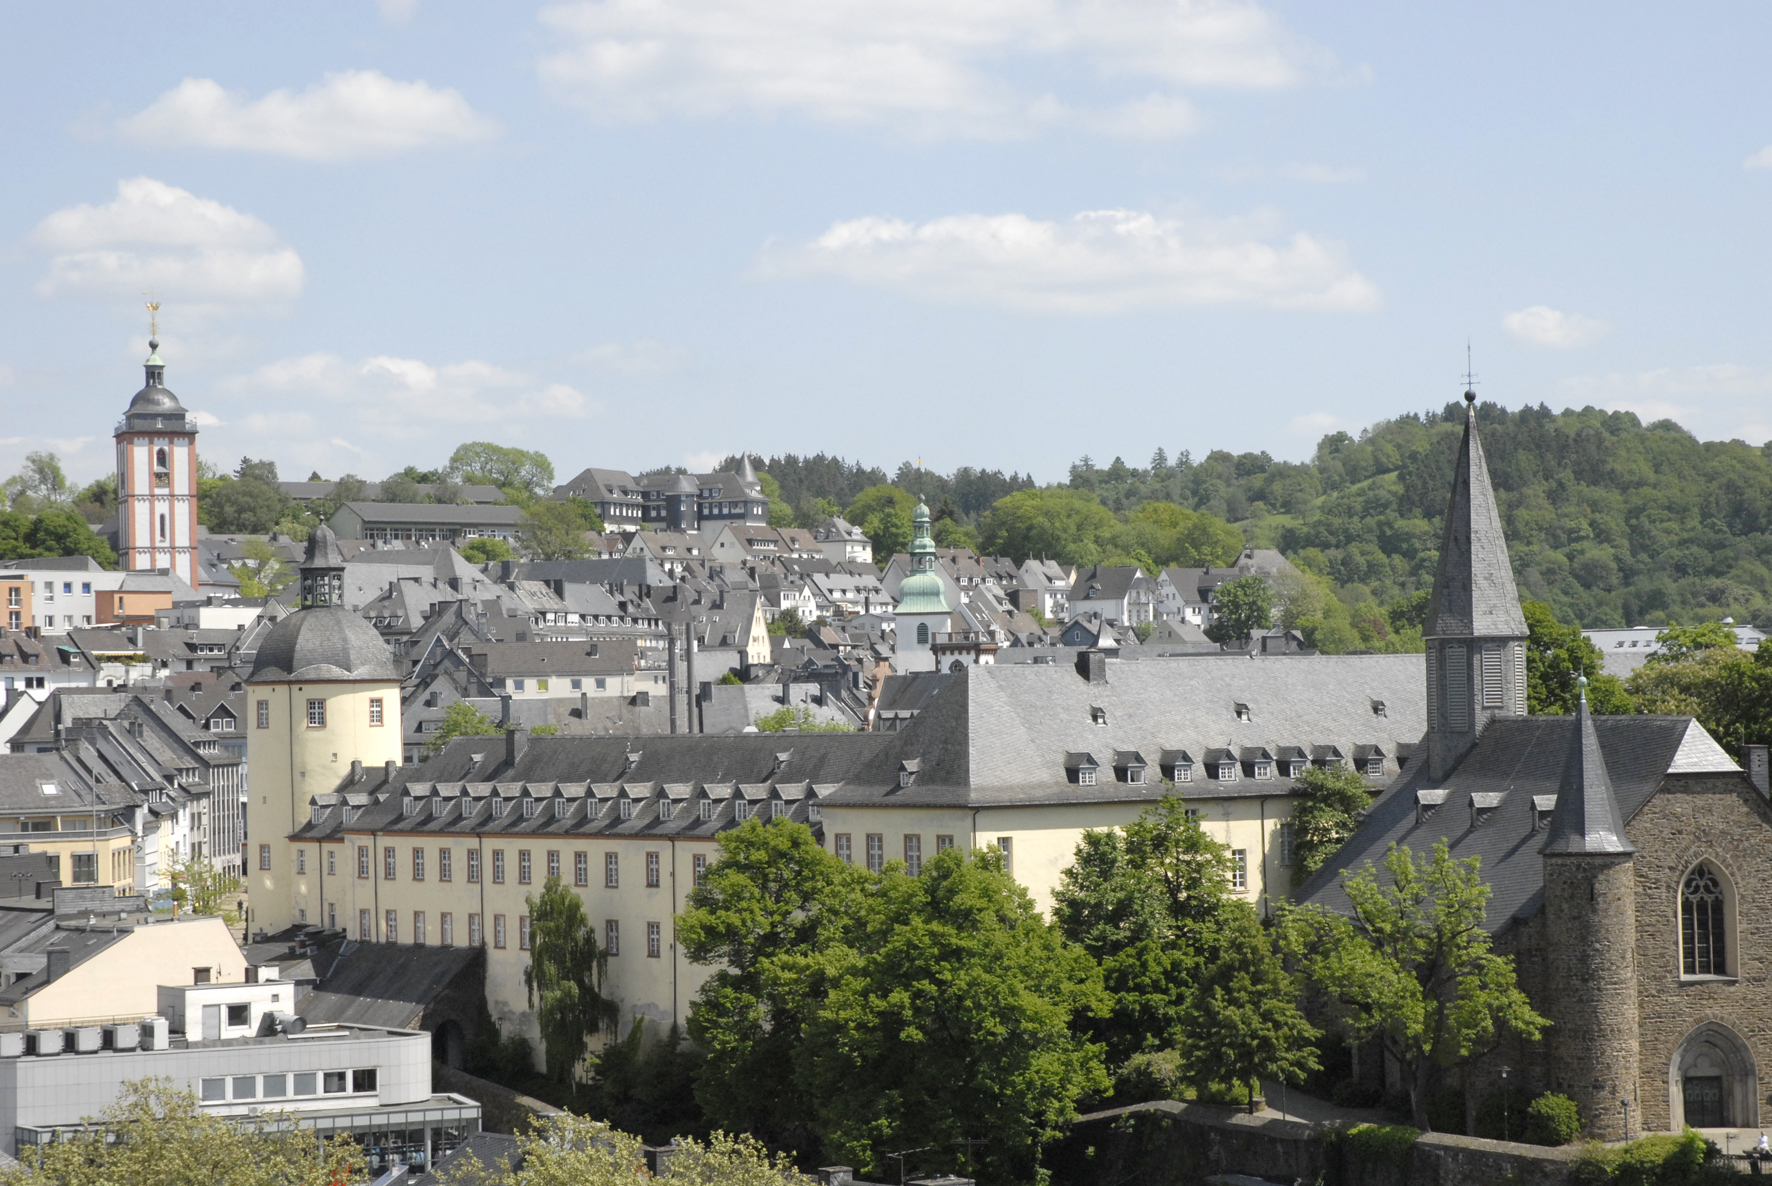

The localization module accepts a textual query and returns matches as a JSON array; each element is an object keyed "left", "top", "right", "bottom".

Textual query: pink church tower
[{"left": 114, "top": 307, "right": 199, "bottom": 590}]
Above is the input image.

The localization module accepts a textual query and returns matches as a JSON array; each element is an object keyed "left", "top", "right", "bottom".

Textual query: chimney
[
  {"left": 1746, "top": 745, "right": 1770, "bottom": 798},
  {"left": 506, "top": 725, "right": 527, "bottom": 768},
  {"left": 1075, "top": 649, "right": 1107, "bottom": 684},
  {"left": 350, "top": 759, "right": 364, "bottom": 783},
  {"left": 45, "top": 948, "right": 69, "bottom": 982},
  {"left": 385, "top": 759, "right": 398, "bottom": 781}
]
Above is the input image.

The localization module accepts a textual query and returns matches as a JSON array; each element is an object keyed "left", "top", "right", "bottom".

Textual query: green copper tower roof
[{"left": 896, "top": 500, "right": 951, "bottom": 616}]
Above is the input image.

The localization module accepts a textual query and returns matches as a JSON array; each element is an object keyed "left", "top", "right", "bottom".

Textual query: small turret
[{"left": 298, "top": 525, "right": 348, "bottom": 609}]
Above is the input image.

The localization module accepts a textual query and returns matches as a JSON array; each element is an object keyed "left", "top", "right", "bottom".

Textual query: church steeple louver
[
  {"left": 1423, "top": 388, "right": 1529, "bottom": 780},
  {"left": 1544, "top": 679, "right": 1634, "bottom": 855}
]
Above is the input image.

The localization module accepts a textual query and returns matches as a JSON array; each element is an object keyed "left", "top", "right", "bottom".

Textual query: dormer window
[
  {"left": 734, "top": 800, "right": 752, "bottom": 821},
  {"left": 619, "top": 799, "right": 634, "bottom": 820},
  {"left": 1532, "top": 794, "right": 1557, "bottom": 831},
  {"left": 1114, "top": 750, "right": 1147, "bottom": 785},
  {"left": 1253, "top": 763, "right": 1271, "bottom": 779},
  {"left": 1090, "top": 706, "right": 1108, "bottom": 726},
  {"left": 402, "top": 798, "right": 418, "bottom": 817},
  {"left": 491, "top": 799, "right": 508, "bottom": 818},
  {"left": 431, "top": 798, "right": 447, "bottom": 818},
  {"left": 1371, "top": 699, "right": 1388, "bottom": 717},
  {"left": 1366, "top": 755, "right": 1385, "bottom": 776},
  {"left": 553, "top": 798, "right": 568, "bottom": 819},
  {"left": 523, "top": 798, "right": 539, "bottom": 819},
  {"left": 699, "top": 798, "right": 715, "bottom": 821},
  {"left": 1234, "top": 703, "right": 1251, "bottom": 722},
  {"left": 898, "top": 759, "right": 921, "bottom": 789}
]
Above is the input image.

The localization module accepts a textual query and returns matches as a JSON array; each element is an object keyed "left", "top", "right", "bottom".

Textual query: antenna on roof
[{"left": 1462, "top": 340, "right": 1478, "bottom": 403}]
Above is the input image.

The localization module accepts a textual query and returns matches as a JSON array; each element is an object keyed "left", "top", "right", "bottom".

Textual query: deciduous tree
[
  {"left": 1205, "top": 575, "right": 1273, "bottom": 644},
  {"left": 1289, "top": 764, "right": 1373, "bottom": 887},
  {"left": 1523, "top": 600, "right": 1631, "bottom": 713},
  {"left": 1279, "top": 842, "right": 1547, "bottom": 1130},
  {"left": 525, "top": 876, "right": 619, "bottom": 1084},
  {"left": 447, "top": 442, "right": 555, "bottom": 500}
]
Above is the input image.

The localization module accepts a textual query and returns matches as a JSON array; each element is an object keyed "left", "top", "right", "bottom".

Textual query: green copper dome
[{"left": 896, "top": 500, "right": 951, "bottom": 615}]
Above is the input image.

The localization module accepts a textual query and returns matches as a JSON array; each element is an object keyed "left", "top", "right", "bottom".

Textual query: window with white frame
[{"left": 1230, "top": 849, "right": 1248, "bottom": 891}]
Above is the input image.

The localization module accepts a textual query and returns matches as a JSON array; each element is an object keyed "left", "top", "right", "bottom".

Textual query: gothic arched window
[
  {"left": 916, "top": 623, "right": 928, "bottom": 644},
  {"left": 155, "top": 447, "right": 168, "bottom": 470},
  {"left": 1682, "top": 863, "right": 1729, "bottom": 976}
]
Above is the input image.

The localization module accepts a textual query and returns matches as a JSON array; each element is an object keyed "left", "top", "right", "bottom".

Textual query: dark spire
[
  {"left": 1544, "top": 679, "right": 1633, "bottom": 854},
  {"left": 1424, "top": 390, "right": 1527, "bottom": 639},
  {"left": 735, "top": 452, "right": 761, "bottom": 494},
  {"left": 298, "top": 525, "right": 347, "bottom": 608}
]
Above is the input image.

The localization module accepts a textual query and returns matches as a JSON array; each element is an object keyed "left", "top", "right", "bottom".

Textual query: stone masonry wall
[
  {"left": 1627, "top": 772, "right": 1772, "bottom": 1133},
  {"left": 1543, "top": 852, "right": 1640, "bottom": 1140}
]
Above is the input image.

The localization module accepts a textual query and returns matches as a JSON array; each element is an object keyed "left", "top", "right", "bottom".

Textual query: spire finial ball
[{"left": 1464, "top": 389, "right": 1477, "bottom": 405}]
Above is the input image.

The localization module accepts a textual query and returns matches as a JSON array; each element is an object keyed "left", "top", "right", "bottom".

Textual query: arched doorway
[
  {"left": 1670, "top": 1023, "right": 1757, "bottom": 1130},
  {"left": 431, "top": 1020, "right": 465, "bottom": 1069}
]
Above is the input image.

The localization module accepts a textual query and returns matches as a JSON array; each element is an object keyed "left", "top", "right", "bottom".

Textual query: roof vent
[
  {"left": 1371, "top": 699, "right": 1387, "bottom": 717},
  {"left": 1234, "top": 702, "right": 1251, "bottom": 722},
  {"left": 1469, "top": 791, "right": 1505, "bottom": 828},
  {"left": 1415, "top": 788, "right": 1448, "bottom": 824},
  {"left": 1090, "top": 706, "right": 1107, "bottom": 727},
  {"left": 1531, "top": 794, "right": 1558, "bottom": 831}
]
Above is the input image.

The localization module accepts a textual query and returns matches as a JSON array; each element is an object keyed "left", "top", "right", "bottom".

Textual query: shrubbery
[
  {"left": 1570, "top": 1130, "right": 1731, "bottom": 1186},
  {"left": 1521, "top": 1093, "right": 1583, "bottom": 1147}
]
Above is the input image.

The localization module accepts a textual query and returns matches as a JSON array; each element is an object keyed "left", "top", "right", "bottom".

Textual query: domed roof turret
[
  {"left": 249, "top": 525, "right": 395, "bottom": 683},
  {"left": 896, "top": 500, "right": 951, "bottom": 616},
  {"left": 120, "top": 339, "right": 194, "bottom": 430}
]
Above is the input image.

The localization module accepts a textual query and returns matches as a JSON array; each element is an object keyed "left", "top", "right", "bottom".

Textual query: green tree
[
  {"left": 1289, "top": 764, "right": 1374, "bottom": 887},
  {"left": 1052, "top": 797, "right": 1236, "bottom": 1065},
  {"left": 167, "top": 855, "right": 241, "bottom": 923},
  {"left": 766, "top": 608, "right": 806, "bottom": 638},
  {"left": 1523, "top": 600, "right": 1631, "bottom": 713},
  {"left": 755, "top": 467, "right": 795, "bottom": 527},
  {"left": 752, "top": 705, "right": 853, "bottom": 733},
  {"left": 378, "top": 470, "right": 429, "bottom": 504},
  {"left": 678, "top": 820, "right": 858, "bottom": 1161},
  {"left": 806, "top": 848, "right": 1110, "bottom": 1185},
  {"left": 2, "top": 451, "right": 71, "bottom": 510},
  {"left": 423, "top": 701, "right": 502, "bottom": 757},
  {"left": 1118, "top": 502, "right": 1243, "bottom": 570},
  {"left": 1, "top": 1078, "right": 362, "bottom": 1186},
  {"left": 0, "top": 509, "right": 118, "bottom": 567},
  {"left": 847, "top": 486, "right": 917, "bottom": 559},
  {"left": 525, "top": 876, "right": 619, "bottom": 1084},
  {"left": 516, "top": 501, "right": 595, "bottom": 561},
  {"left": 202, "top": 477, "right": 294, "bottom": 534},
  {"left": 434, "top": 1114, "right": 799, "bottom": 1186},
  {"left": 460, "top": 536, "right": 516, "bottom": 565},
  {"left": 1625, "top": 642, "right": 1772, "bottom": 749},
  {"left": 227, "top": 538, "right": 295, "bottom": 598},
  {"left": 931, "top": 517, "right": 979, "bottom": 552},
  {"left": 1279, "top": 842, "right": 1548, "bottom": 1130},
  {"left": 234, "top": 457, "right": 279, "bottom": 484},
  {"left": 585, "top": 1018, "right": 705, "bottom": 1142},
  {"left": 1205, "top": 575, "right": 1273, "bottom": 644},
  {"left": 447, "top": 442, "right": 555, "bottom": 500},
  {"left": 1650, "top": 620, "right": 1741, "bottom": 663},
  {"left": 1174, "top": 904, "right": 1319, "bottom": 1111},
  {"left": 72, "top": 475, "right": 117, "bottom": 525},
  {"left": 978, "top": 488, "right": 1119, "bottom": 566}
]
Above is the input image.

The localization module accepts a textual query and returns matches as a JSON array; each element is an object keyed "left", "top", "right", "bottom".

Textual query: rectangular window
[
  {"left": 469, "top": 913, "right": 482, "bottom": 947},
  {"left": 294, "top": 1072, "right": 318, "bottom": 1097},
  {"left": 227, "top": 1003, "right": 250, "bottom": 1027},
  {"left": 359, "top": 909, "right": 372, "bottom": 940},
  {"left": 385, "top": 909, "right": 398, "bottom": 943},
  {"left": 328, "top": 850, "right": 336, "bottom": 876},
  {"left": 306, "top": 699, "right": 326, "bottom": 728},
  {"left": 835, "top": 834, "right": 852, "bottom": 864},
  {"left": 547, "top": 850, "right": 560, "bottom": 880},
  {"left": 1078, "top": 768, "right": 1096, "bottom": 786},
  {"left": 414, "top": 911, "right": 427, "bottom": 946},
  {"left": 699, "top": 799, "right": 714, "bottom": 821},
  {"left": 439, "top": 848, "right": 452, "bottom": 881},
  {"left": 693, "top": 853, "right": 708, "bottom": 886},
  {"left": 936, "top": 834, "right": 955, "bottom": 853},
  {"left": 904, "top": 834, "right": 922, "bottom": 876},
  {"left": 997, "top": 836, "right": 1013, "bottom": 874},
  {"left": 384, "top": 847, "right": 396, "bottom": 879},
  {"left": 353, "top": 1069, "right": 378, "bottom": 1094},
  {"left": 647, "top": 921, "right": 662, "bottom": 958},
  {"left": 296, "top": 850, "right": 306, "bottom": 875},
  {"left": 1230, "top": 849, "right": 1248, "bottom": 892},
  {"left": 323, "top": 1071, "right": 348, "bottom": 1095},
  {"left": 201, "top": 1078, "right": 226, "bottom": 1102},
  {"left": 513, "top": 678, "right": 524, "bottom": 692},
  {"left": 357, "top": 846, "right": 369, "bottom": 878},
  {"left": 256, "top": 699, "right": 269, "bottom": 729},
  {"left": 865, "top": 834, "right": 884, "bottom": 873},
  {"left": 537, "top": 678, "right": 548, "bottom": 692},
  {"left": 1481, "top": 644, "right": 1505, "bottom": 708},
  {"left": 258, "top": 844, "right": 271, "bottom": 871},
  {"left": 232, "top": 1077, "right": 257, "bottom": 1100},
  {"left": 605, "top": 852, "right": 619, "bottom": 888},
  {"left": 369, "top": 698, "right": 384, "bottom": 726},
  {"left": 646, "top": 851, "right": 660, "bottom": 887},
  {"left": 1253, "top": 763, "right": 1271, "bottom": 780},
  {"left": 571, "top": 678, "right": 582, "bottom": 690},
  {"left": 519, "top": 916, "right": 531, "bottom": 950},
  {"left": 412, "top": 848, "right": 425, "bottom": 880},
  {"left": 493, "top": 914, "right": 506, "bottom": 949},
  {"left": 575, "top": 851, "right": 588, "bottom": 886},
  {"left": 1278, "top": 822, "right": 1296, "bottom": 867},
  {"left": 467, "top": 849, "right": 481, "bottom": 882},
  {"left": 1366, "top": 756, "right": 1385, "bottom": 777},
  {"left": 605, "top": 919, "right": 620, "bottom": 955},
  {"left": 1445, "top": 643, "right": 1470, "bottom": 730},
  {"left": 518, "top": 850, "right": 533, "bottom": 884},
  {"left": 441, "top": 912, "right": 454, "bottom": 946},
  {"left": 263, "top": 1074, "right": 287, "bottom": 1099},
  {"left": 492, "top": 850, "right": 505, "bottom": 883}
]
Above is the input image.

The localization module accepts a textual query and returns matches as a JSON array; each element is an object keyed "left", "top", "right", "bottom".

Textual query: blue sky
[{"left": 4, "top": 2, "right": 1772, "bottom": 489}]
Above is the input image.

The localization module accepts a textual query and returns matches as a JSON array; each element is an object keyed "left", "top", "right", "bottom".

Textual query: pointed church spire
[
  {"left": 1544, "top": 678, "right": 1634, "bottom": 854},
  {"left": 1425, "top": 390, "right": 1528, "bottom": 639},
  {"left": 735, "top": 452, "right": 761, "bottom": 494}
]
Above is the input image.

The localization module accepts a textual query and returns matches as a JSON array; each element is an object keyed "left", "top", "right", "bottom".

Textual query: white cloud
[
  {"left": 190, "top": 410, "right": 224, "bottom": 427},
  {"left": 1282, "top": 163, "right": 1364, "bottom": 184},
  {"left": 1502, "top": 305, "right": 1609, "bottom": 349},
  {"left": 576, "top": 339, "right": 687, "bottom": 374},
  {"left": 117, "top": 71, "right": 499, "bottom": 161},
  {"left": 537, "top": 0, "right": 1341, "bottom": 138},
  {"left": 377, "top": 0, "right": 420, "bottom": 24},
  {"left": 220, "top": 353, "right": 594, "bottom": 440},
  {"left": 682, "top": 450, "right": 726, "bottom": 472},
  {"left": 32, "top": 178, "right": 303, "bottom": 309},
  {"left": 1744, "top": 145, "right": 1772, "bottom": 170},
  {"left": 761, "top": 207, "right": 1381, "bottom": 314},
  {"left": 1558, "top": 365, "right": 1772, "bottom": 444}
]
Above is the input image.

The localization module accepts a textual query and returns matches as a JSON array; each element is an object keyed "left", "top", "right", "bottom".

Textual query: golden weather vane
[{"left": 142, "top": 293, "right": 160, "bottom": 339}]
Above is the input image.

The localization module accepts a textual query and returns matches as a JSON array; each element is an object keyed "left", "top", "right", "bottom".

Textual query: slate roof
[
  {"left": 1424, "top": 397, "right": 1529, "bottom": 639},
  {"left": 1068, "top": 565, "right": 1150, "bottom": 605},
  {"left": 296, "top": 941, "right": 482, "bottom": 1029},
  {"left": 1295, "top": 714, "right": 1741, "bottom": 931},
  {"left": 249, "top": 606, "right": 398, "bottom": 682}
]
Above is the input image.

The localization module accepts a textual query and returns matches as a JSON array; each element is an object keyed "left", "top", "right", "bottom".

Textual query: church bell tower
[
  {"left": 115, "top": 304, "right": 200, "bottom": 591},
  {"left": 1423, "top": 389, "right": 1529, "bottom": 781}
]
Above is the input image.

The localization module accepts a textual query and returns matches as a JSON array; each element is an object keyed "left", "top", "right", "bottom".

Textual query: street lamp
[
  {"left": 1622, "top": 1098, "right": 1632, "bottom": 1141},
  {"left": 1500, "top": 1067, "right": 1509, "bottom": 1141}
]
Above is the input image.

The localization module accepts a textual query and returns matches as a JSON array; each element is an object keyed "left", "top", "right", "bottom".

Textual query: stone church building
[{"left": 1300, "top": 390, "right": 1772, "bottom": 1140}]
